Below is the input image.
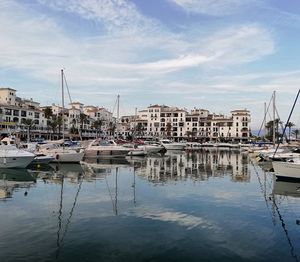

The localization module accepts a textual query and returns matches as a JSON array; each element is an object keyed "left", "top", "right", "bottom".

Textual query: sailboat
[
  {"left": 272, "top": 89, "right": 300, "bottom": 179},
  {"left": 38, "top": 69, "right": 84, "bottom": 163}
]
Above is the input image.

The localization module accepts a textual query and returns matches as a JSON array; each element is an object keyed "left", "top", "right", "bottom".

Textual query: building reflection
[
  {"left": 26, "top": 150, "right": 250, "bottom": 186},
  {"left": 133, "top": 149, "right": 250, "bottom": 183}
]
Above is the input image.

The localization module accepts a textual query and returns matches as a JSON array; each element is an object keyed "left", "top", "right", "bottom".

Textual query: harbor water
[{"left": 1, "top": 149, "right": 300, "bottom": 262}]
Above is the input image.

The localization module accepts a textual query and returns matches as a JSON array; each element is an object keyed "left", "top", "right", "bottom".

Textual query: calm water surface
[{"left": 1, "top": 149, "right": 300, "bottom": 262}]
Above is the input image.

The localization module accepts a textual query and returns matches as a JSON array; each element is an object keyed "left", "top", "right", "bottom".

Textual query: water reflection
[
  {"left": 130, "top": 150, "right": 250, "bottom": 184},
  {"left": 2, "top": 150, "right": 300, "bottom": 262},
  {"left": 273, "top": 180, "right": 300, "bottom": 198},
  {"left": 0, "top": 169, "right": 36, "bottom": 200}
]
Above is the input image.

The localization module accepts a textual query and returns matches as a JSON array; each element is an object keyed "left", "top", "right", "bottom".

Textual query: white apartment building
[
  {"left": 121, "top": 105, "right": 251, "bottom": 141},
  {"left": 0, "top": 87, "right": 47, "bottom": 139},
  {"left": 83, "top": 105, "right": 114, "bottom": 136}
]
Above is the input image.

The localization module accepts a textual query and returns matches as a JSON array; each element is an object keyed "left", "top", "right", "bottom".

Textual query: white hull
[
  {"left": 32, "top": 155, "right": 55, "bottom": 164},
  {"left": 127, "top": 148, "right": 147, "bottom": 156},
  {"left": 163, "top": 144, "right": 186, "bottom": 150},
  {"left": 0, "top": 156, "right": 34, "bottom": 168},
  {"left": 85, "top": 147, "right": 130, "bottom": 158},
  {"left": 49, "top": 151, "right": 85, "bottom": 163},
  {"left": 272, "top": 161, "right": 300, "bottom": 179},
  {"left": 142, "top": 145, "right": 164, "bottom": 154},
  {"left": 38, "top": 148, "right": 84, "bottom": 163}
]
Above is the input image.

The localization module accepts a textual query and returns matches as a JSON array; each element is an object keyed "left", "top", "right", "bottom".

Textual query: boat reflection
[
  {"left": 273, "top": 179, "right": 300, "bottom": 198},
  {"left": 0, "top": 169, "right": 36, "bottom": 200}
]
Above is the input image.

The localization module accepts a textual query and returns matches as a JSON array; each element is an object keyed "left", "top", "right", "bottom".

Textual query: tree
[
  {"left": 292, "top": 129, "right": 300, "bottom": 140},
  {"left": 43, "top": 106, "right": 53, "bottom": 119},
  {"left": 108, "top": 121, "right": 116, "bottom": 137},
  {"left": 49, "top": 120, "right": 58, "bottom": 136},
  {"left": 136, "top": 123, "right": 144, "bottom": 137},
  {"left": 265, "top": 119, "right": 282, "bottom": 142},
  {"left": 92, "top": 119, "right": 103, "bottom": 138},
  {"left": 56, "top": 116, "right": 63, "bottom": 139},
  {"left": 166, "top": 122, "right": 172, "bottom": 138},
  {"left": 287, "top": 122, "right": 295, "bottom": 141},
  {"left": 79, "top": 113, "right": 88, "bottom": 138},
  {"left": 22, "top": 118, "right": 35, "bottom": 142}
]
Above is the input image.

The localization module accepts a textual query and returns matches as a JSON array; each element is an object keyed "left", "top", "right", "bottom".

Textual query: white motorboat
[
  {"left": 31, "top": 154, "right": 55, "bottom": 164},
  {"left": 85, "top": 139, "right": 131, "bottom": 158},
  {"left": 127, "top": 146, "right": 147, "bottom": 157},
  {"left": 272, "top": 159, "right": 300, "bottom": 179},
  {"left": 37, "top": 142, "right": 84, "bottom": 163},
  {"left": 141, "top": 141, "right": 165, "bottom": 154},
  {"left": 160, "top": 139, "right": 186, "bottom": 151},
  {"left": 0, "top": 137, "right": 35, "bottom": 168}
]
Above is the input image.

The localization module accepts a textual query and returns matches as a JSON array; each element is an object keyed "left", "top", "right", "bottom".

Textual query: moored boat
[
  {"left": 272, "top": 159, "right": 300, "bottom": 179},
  {"left": 85, "top": 139, "right": 131, "bottom": 158},
  {"left": 0, "top": 137, "right": 35, "bottom": 168},
  {"left": 160, "top": 139, "right": 186, "bottom": 150}
]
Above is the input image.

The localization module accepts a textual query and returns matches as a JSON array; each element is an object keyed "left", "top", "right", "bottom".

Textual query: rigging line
[
  {"left": 104, "top": 172, "right": 115, "bottom": 214},
  {"left": 63, "top": 71, "right": 73, "bottom": 104},
  {"left": 250, "top": 160, "right": 274, "bottom": 223},
  {"left": 258, "top": 93, "right": 274, "bottom": 137},
  {"left": 55, "top": 175, "right": 64, "bottom": 260},
  {"left": 271, "top": 194, "right": 299, "bottom": 262},
  {"left": 111, "top": 96, "right": 118, "bottom": 116},
  {"left": 274, "top": 89, "right": 300, "bottom": 157},
  {"left": 60, "top": 173, "right": 84, "bottom": 244},
  {"left": 115, "top": 167, "right": 118, "bottom": 216}
]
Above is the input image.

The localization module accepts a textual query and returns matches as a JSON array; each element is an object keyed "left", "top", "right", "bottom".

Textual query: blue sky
[{"left": 1, "top": 0, "right": 300, "bottom": 129}]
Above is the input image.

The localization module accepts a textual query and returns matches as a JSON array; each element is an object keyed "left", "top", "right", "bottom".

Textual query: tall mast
[
  {"left": 272, "top": 91, "right": 276, "bottom": 144},
  {"left": 61, "top": 69, "right": 65, "bottom": 141},
  {"left": 264, "top": 102, "right": 266, "bottom": 140},
  {"left": 117, "top": 94, "right": 120, "bottom": 122}
]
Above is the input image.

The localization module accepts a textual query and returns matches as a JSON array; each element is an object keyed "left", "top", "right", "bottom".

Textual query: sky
[{"left": 1, "top": 0, "right": 300, "bottom": 129}]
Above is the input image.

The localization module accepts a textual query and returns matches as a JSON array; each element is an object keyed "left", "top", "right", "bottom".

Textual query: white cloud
[
  {"left": 203, "top": 25, "right": 275, "bottom": 65},
  {"left": 37, "top": 0, "right": 160, "bottom": 35},
  {"left": 130, "top": 207, "right": 215, "bottom": 230},
  {"left": 169, "top": 0, "right": 254, "bottom": 16}
]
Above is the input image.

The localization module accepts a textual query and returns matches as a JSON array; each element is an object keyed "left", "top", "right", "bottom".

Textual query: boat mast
[
  {"left": 272, "top": 91, "right": 276, "bottom": 145},
  {"left": 61, "top": 69, "right": 65, "bottom": 141},
  {"left": 264, "top": 102, "right": 266, "bottom": 140},
  {"left": 117, "top": 94, "right": 120, "bottom": 121}
]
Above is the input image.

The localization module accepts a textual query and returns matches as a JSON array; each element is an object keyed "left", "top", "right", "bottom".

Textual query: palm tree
[
  {"left": 92, "top": 119, "right": 103, "bottom": 138},
  {"left": 43, "top": 106, "right": 53, "bottom": 119},
  {"left": 43, "top": 107, "right": 53, "bottom": 139},
  {"left": 136, "top": 123, "right": 144, "bottom": 137},
  {"left": 292, "top": 129, "right": 300, "bottom": 140},
  {"left": 265, "top": 118, "right": 282, "bottom": 142},
  {"left": 166, "top": 122, "right": 172, "bottom": 138},
  {"left": 49, "top": 119, "right": 58, "bottom": 138},
  {"left": 287, "top": 122, "right": 295, "bottom": 141},
  {"left": 79, "top": 113, "right": 87, "bottom": 138},
  {"left": 22, "top": 118, "right": 35, "bottom": 142},
  {"left": 108, "top": 121, "right": 116, "bottom": 137},
  {"left": 56, "top": 116, "right": 63, "bottom": 139}
]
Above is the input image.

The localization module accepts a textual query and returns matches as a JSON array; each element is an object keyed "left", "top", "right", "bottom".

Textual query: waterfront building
[
  {"left": 123, "top": 105, "right": 251, "bottom": 142},
  {"left": 0, "top": 87, "right": 251, "bottom": 141},
  {"left": 0, "top": 87, "right": 47, "bottom": 139}
]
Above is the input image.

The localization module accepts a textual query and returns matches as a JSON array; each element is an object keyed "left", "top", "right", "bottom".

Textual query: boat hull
[
  {"left": 272, "top": 161, "right": 300, "bottom": 179},
  {"left": 163, "top": 144, "right": 186, "bottom": 150},
  {"left": 85, "top": 149, "right": 130, "bottom": 158},
  {"left": 0, "top": 156, "right": 35, "bottom": 168},
  {"left": 49, "top": 151, "right": 85, "bottom": 163}
]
